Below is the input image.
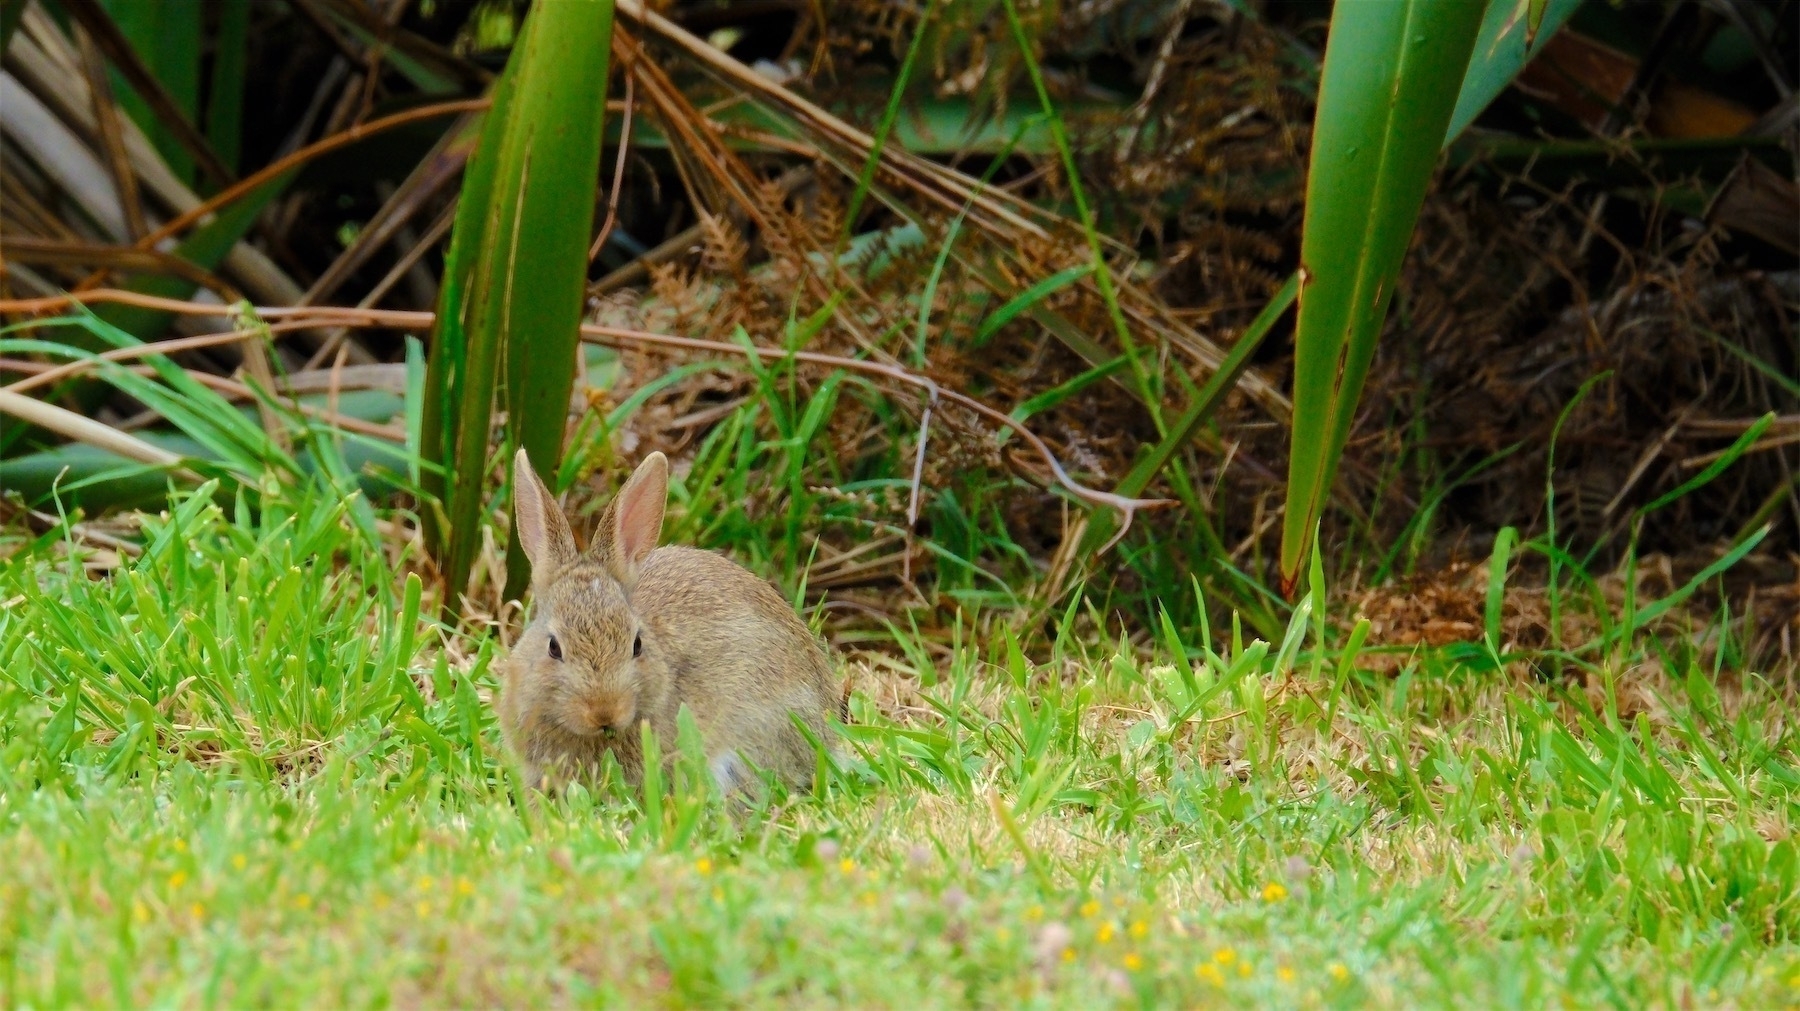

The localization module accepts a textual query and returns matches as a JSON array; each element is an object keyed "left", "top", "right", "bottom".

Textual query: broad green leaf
[
  {"left": 0, "top": 0, "right": 24, "bottom": 50},
  {"left": 1446, "top": 0, "right": 1583, "bottom": 141},
  {"left": 206, "top": 0, "right": 250, "bottom": 173},
  {"left": 1278, "top": 0, "right": 1487, "bottom": 593},
  {"left": 1085, "top": 0, "right": 1580, "bottom": 554},
  {"left": 102, "top": 0, "right": 201, "bottom": 185},
  {"left": 421, "top": 82, "right": 511, "bottom": 575},
  {"left": 421, "top": 0, "right": 616, "bottom": 608}
]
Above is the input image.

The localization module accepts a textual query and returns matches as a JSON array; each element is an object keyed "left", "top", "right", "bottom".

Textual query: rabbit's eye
[
  {"left": 547, "top": 634, "right": 563, "bottom": 661},
  {"left": 632, "top": 633, "right": 642, "bottom": 658}
]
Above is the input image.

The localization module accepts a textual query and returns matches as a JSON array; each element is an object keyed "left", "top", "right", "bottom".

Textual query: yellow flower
[
  {"left": 711, "top": 887, "right": 724, "bottom": 902},
  {"left": 695, "top": 858, "right": 713, "bottom": 876},
  {"left": 839, "top": 858, "right": 857, "bottom": 874},
  {"left": 1129, "top": 919, "right": 1148, "bottom": 939},
  {"left": 415, "top": 900, "right": 430, "bottom": 918},
  {"left": 455, "top": 877, "right": 474, "bottom": 897},
  {"left": 173, "top": 839, "right": 187, "bottom": 852},
  {"left": 189, "top": 902, "right": 204, "bottom": 919},
  {"left": 167, "top": 871, "right": 188, "bottom": 890},
  {"left": 1195, "top": 963, "right": 1224, "bottom": 986},
  {"left": 1061, "top": 948, "right": 1077, "bottom": 963},
  {"left": 1261, "top": 882, "right": 1288, "bottom": 902},
  {"left": 1079, "top": 899, "right": 1101, "bottom": 918},
  {"left": 231, "top": 854, "right": 247, "bottom": 871},
  {"left": 1025, "top": 904, "right": 1043, "bottom": 921},
  {"left": 293, "top": 893, "right": 312, "bottom": 910},
  {"left": 1096, "top": 922, "right": 1116, "bottom": 943},
  {"left": 996, "top": 927, "right": 1011, "bottom": 943},
  {"left": 1238, "top": 961, "right": 1253, "bottom": 978},
  {"left": 1329, "top": 963, "right": 1350, "bottom": 982},
  {"left": 546, "top": 882, "right": 565, "bottom": 898},
  {"left": 1123, "top": 952, "right": 1144, "bottom": 971},
  {"left": 133, "top": 901, "right": 150, "bottom": 923},
  {"left": 861, "top": 891, "right": 879, "bottom": 907},
  {"left": 416, "top": 875, "right": 435, "bottom": 893},
  {"left": 1213, "top": 948, "right": 1236, "bottom": 965},
  {"left": 1277, "top": 965, "right": 1295, "bottom": 982}
]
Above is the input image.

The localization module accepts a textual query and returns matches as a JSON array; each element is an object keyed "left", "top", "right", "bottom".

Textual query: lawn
[{"left": 3, "top": 478, "right": 1795, "bottom": 1008}]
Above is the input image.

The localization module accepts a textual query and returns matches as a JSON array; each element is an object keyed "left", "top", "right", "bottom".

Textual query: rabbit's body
[{"left": 495, "top": 451, "right": 837, "bottom": 794}]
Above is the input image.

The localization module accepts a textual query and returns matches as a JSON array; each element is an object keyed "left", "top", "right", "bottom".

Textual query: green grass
[{"left": 3, "top": 472, "right": 1798, "bottom": 1008}]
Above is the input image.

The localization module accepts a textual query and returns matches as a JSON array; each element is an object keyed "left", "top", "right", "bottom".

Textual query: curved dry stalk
[
  {"left": 588, "top": 38, "right": 639, "bottom": 265},
  {"left": 2, "top": 321, "right": 281, "bottom": 395},
  {"left": 104, "top": 98, "right": 489, "bottom": 264},
  {"left": 74, "top": 22, "right": 146, "bottom": 241},
  {"left": 0, "top": 291, "right": 1172, "bottom": 532},
  {"left": 0, "top": 290, "right": 436, "bottom": 327},
  {"left": 0, "top": 356, "right": 402, "bottom": 441},
  {"left": 0, "top": 386, "right": 190, "bottom": 473},
  {"left": 300, "top": 117, "right": 477, "bottom": 308},
  {"left": 58, "top": 0, "right": 236, "bottom": 188},
  {"left": 0, "top": 237, "right": 240, "bottom": 300}
]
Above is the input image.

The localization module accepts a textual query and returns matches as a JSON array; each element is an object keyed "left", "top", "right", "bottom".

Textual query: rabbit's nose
[{"left": 578, "top": 699, "right": 635, "bottom": 735}]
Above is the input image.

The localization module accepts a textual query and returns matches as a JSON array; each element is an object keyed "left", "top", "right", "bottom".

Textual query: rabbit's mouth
[{"left": 566, "top": 699, "right": 636, "bottom": 737}]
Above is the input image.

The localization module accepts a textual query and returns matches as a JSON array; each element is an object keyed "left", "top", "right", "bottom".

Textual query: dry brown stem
[{"left": 0, "top": 290, "right": 1169, "bottom": 531}]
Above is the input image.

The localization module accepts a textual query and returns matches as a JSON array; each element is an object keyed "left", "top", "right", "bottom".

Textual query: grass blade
[
  {"left": 1009, "top": 356, "right": 1131, "bottom": 425},
  {"left": 1075, "top": 272, "right": 1298, "bottom": 557},
  {"left": 1640, "top": 412, "right": 1774, "bottom": 516},
  {"left": 841, "top": 0, "right": 938, "bottom": 240},
  {"left": 1623, "top": 524, "right": 1773, "bottom": 640},
  {"left": 1000, "top": 0, "right": 1154, "bottom": 410},
  {"left": 971, "top": 264, "right": 1094, "bottom": 349},
  {"left": 1485, "top": 526, "right": 1518, "bottom": 658}
]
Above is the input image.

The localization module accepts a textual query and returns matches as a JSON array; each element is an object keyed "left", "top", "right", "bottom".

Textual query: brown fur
[{"left": 495, "top": 450, "right": 837, "bottom": 794}]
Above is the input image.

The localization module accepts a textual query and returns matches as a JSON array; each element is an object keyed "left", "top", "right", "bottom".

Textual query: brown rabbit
[{"left": 495, "top": 449, "right": 838, "bottom": 794}]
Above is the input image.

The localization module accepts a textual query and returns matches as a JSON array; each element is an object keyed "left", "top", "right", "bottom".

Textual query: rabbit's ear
[
  {"left": 603, "top": 452, "right": 667, "bottom": 585},
  {"left": 512, "top": 449, "right": 577, "bottom": 577}
]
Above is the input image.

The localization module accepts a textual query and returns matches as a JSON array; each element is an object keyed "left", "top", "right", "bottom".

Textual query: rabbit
[{"left": 494, "top": 448, "right": 840, "bottom": 795}]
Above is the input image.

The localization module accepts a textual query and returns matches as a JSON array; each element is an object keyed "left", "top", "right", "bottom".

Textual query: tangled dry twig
[{"left": 0, "top": 290, "right": 1174, "bottom": 540}]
